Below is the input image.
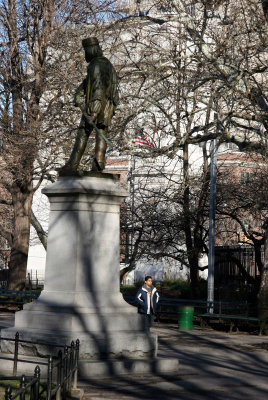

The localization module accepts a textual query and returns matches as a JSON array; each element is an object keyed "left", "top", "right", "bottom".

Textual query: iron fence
[
  {"left": 2, "top": 366, "right": 40, "bottom": 400},
  {"left": 0, "top": 270, "right": 8, "bottom": 289},
  {"left": 215, "top": 245, "right": 263, "bottom": 283},
  {"left": 0, "top": 332, "right": 79, "bottom": 400}
]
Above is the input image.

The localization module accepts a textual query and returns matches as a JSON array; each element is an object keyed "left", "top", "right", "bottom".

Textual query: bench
[
  {"left": 0, "top": 289, "right": 40, "bottom": 310},
  {"left": 122, "top": 294, "right": 267, "bottom": 333},
  {"left": 155, "top": 298, "right": 208, "bottom": 321},
  {"left": 122, "top": 295, "right": 208, "bottom": 320},
  {"left": 197, "top": 312, "right": 268, "bottom": 335},
  {"left": 123, "top": 295, "right": 252, "bottom": 318}
]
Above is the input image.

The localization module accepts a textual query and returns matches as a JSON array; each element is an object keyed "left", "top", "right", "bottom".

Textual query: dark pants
[{"left": 144, "top": 313, "right": 154, "bottom": 333}]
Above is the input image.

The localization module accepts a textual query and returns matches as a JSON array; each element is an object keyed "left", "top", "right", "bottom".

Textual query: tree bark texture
[
  {"left": 183, "top": 143, "right": 199, "bottom": 298},
  {"left": 8, "top": 187, "right": 33, "bottom": 290},
  {"left": 1, "top": 0, "right": 54, "bottom": 288}
]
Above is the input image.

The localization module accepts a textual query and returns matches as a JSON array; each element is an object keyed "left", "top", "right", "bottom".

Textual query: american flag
[{"left": 132, "top": 128, "right": 155, "bottom": 148}]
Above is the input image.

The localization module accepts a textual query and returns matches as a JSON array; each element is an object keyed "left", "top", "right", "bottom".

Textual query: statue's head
[{"left": 82, "top": 37, "right": 103, "bottom": 62}]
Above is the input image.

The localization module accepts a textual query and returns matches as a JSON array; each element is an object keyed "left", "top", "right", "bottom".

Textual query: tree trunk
[
  {"left": 8, "top": 187, "right": 33, "bottom": 290},
  {"left": 189, "top": 257, "right": 200, "bottom": 299},
  {"left": 258, "top": 226, "right": 268, "bottom": 318},
  {"left": 261, "top": 0, "right": 268, "bottom": 22},
  {"left": 120, "top": 262, "right": 135, "bottom": 283},
  {"left": 31, "top": 210, "right": 47, "bottom": 250},
  {"left": 182, "top": 143, "right": 200, "bottom": 298}
]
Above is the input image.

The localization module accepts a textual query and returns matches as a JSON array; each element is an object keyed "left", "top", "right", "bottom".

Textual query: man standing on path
[{"left": 135, "top": 276, "right": 159, "bottom": 332}]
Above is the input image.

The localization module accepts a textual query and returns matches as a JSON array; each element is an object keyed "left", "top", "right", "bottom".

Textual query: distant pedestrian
[{"left": 135, "top": 276, "right": 159, "bottom": 332}]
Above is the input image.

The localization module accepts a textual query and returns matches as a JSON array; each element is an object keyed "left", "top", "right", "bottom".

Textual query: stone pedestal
[{"left": 1, "top": 175, "right": 157, "bottom": 360}]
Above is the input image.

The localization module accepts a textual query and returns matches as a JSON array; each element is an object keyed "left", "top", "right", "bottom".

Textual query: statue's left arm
[{"left": 74, "top": 80, "right": 86, "bottom": 108}]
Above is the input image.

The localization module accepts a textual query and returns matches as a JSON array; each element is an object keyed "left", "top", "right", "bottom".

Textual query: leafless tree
[
  {"left": 104, "top": 0, "right": 268, "bottom": 302},
  {"left": 216, "top": 151, "right": 268, "bottom": 292},
  {"left": 120, "top": 151, "right": 210, "bottom": 298},
  {"left": 0, "top": 0, "right": 122, "bottom": 289},
  {"left": 2, "top": 0, "right": 267, "bottom": 307}
]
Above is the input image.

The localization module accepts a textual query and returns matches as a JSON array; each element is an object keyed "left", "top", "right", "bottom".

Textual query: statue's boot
[
  {"left": 92, "top": 129, "right": 107, "bottom": 171},
  {"left": 59, "top": 117, "right": 93, "bottom": 175}
]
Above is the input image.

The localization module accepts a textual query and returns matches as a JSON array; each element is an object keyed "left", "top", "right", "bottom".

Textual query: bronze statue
[{"left": 60, "top": 37, "right": 119, "bottom": 173}]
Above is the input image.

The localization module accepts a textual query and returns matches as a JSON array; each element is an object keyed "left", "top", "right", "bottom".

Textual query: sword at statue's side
[{"left": 80, "top": 106, "right": 114, "bottom": 148}]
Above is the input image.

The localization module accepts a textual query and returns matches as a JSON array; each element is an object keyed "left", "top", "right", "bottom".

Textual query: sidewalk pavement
[
  {"left": 1, "top": 314, "right": 268, "bottom": 399},
  {"left": 79, "top": 324, "right": 268, "bottom": 400}
]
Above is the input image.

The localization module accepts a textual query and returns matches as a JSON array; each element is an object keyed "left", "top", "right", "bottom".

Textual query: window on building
[
  {"left": 218, "top": 142, "right": 239, "bottom": 153},
  {"left": 240, "top": 171, "right": 255, "bottom": 185},
  {"left": 220, "top": 170, "right": 229, "bottom": 184},
  {"left": 157, "top": 3, "right": 173, "bottom": 13},
  {"left": 227, "top": 143, "right": 237, "bottom": 150}
]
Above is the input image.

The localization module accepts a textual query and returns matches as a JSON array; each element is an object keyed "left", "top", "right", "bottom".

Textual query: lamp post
[
  {"left": 207, "top": 138, "right": 218, "bottom": 312},
  {"left": 130, "top": 155, "right": 136, "bottom": 258}
]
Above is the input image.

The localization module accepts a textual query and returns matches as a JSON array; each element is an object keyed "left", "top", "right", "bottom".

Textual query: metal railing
[
  {"left": 2, "top": 366, "right": 41, "bottom": 400},
  {"left": 0, "top": 332, "right": 80, "bottom": 400},
  {"left": 46, "top": 341, "right": 79, "bottom": 400}
]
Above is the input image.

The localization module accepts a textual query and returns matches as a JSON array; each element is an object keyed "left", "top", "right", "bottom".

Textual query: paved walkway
[
  {"left": 80, "top": 324, "right": 268, "bottom": 400},
  {"left": 1, "top": 314, "right": 268, "bottom": 399}
]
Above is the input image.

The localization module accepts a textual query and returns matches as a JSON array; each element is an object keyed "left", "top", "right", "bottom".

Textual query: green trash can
[{"left": 178, "top": 306, "right": 194, "bottom": 330}]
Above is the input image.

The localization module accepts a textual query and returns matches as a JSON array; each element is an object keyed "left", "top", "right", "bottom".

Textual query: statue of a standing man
[{"left": 60, "top": 37, "right": 119, "bottom": 173}]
